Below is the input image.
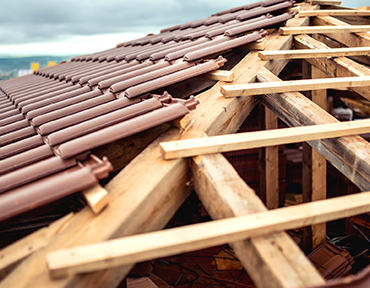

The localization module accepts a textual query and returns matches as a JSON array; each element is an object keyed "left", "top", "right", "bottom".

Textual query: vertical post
[
  {"left": 259, "top": 104, "right": 279, "bottom": 209},
  {"left": 302, "top": 63, "right": 328, "bottom": 252}
]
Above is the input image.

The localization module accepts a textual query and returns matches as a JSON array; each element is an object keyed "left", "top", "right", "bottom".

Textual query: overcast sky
[{"left": 0, "top": 0, "right": 368, "bottom": 58}]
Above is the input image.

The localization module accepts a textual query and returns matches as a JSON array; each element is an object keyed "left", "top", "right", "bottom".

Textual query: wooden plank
[
  {"left": 280, "top": 25, "right": 370, "bottom": 35},
  {"left": 309, "top": 0, "right": 341, "bottom": 5},
  {"left": 0, "top": 5, "right": 317, "bottom": 287},
  {"left": 259, "top": 105, "right": 279, "bottom": 209},
  {"left": 46, "top": 192, "right": 370, "bottom": 278},
  {"left": 240, "top": 37, "right": 266, "bottom": 50},
  {"left": 294, "top": 34, "right": 370, "bottom": 101},
  {"left": 221, "top": 75, "right": 370, "bottom": 97},
  {"left": 258, "top": 47, "right": 370, "bottom": 60},
  {"left": 257, "top": 67, "right": 370, "bottom": 192},
  {"left": 161, "top": 118, "right": 370, "bottom": 159},
  {"left": 202, "top": 70, "right": 234, "bottom": 82},
  {"left": 312, "top": 16, "right": 370, "bottom": 47},
  {"left": 299, "top": 9, "right": 370, "bottom": 17},
  {"left": 0, "top": 213, "right": 74, "bottom": 274},
  {"left": 82, "top": 185, "right": 109, "bottom": 215}
]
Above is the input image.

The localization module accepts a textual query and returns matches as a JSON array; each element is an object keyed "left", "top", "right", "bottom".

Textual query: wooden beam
[
  {"left": 191, "top": 154, "right": 324, "bottom": 288},
  {"left": 258, "top": 47, "right": 370, "bottom": 60},
  {"left": 222, "top": 75, "right": 370, "bottom": 97},
  {"left": 259, "top": 104, "right": 279, "bottom": 209},
  {"left": 161, "top": 118, "right": 370, "bottom": 159},
  {"left": 280, "top": 25, "right": 370, "bottom": 35},
  {"left": 302, "top": 66, "right": 327, "bottom": 252},
  {"left": 82, "top": 185, "right": 109, "bottom": 215},
  {"left": 299, "top": 9, "right": 370, "bottom": 17},
  {"left": 257, "top": 67, "right": 370, "bottom": 192},
  {"left": 0, "top": 5, "right": 317, "bottom": 287},
  {"left": 240, "top": 37, "right": 266, "bottom": 50},
  {"left": 294, "top": 34, "right": 370, "bottom": 101},
  {"left": 46, "top": 191, "right": 370, "bottom": 279},
  {"left": 312, "top": 16, "right": 370, "bottom": 47},
  {"left": 309, "top": 0, "right": 341, "bottom": 5},
  {"left": 0, "top": 213, "right": 74, "bottom": 275},
  {"left": 202, "top": 70, "right": 234, "bottom": 82}
]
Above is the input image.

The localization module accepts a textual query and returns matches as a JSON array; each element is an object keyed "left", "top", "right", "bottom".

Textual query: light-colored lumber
[
  {"left": 309, "top": 0, "right": 341, "bottom": 5},
  {"left": 259, "top": 105, "right": 279, "bottom": 209},
  {"left": 294, "top": 34, "right": 370, "bottom": 101},
  {"left": 257, "top": 67, "right": 370, "bottom": 192},
  {"left": 0, "top": 213, "right": 74, "bottom": 274},
  {"left": 161, "top": 118, "right": 370, "bottom": 159},
  {"left": 47, "top": 192, "right": 370, "bottom": 278},
  {"left": 0, "top": 5, "right": 319, "bottom": 287},
  {"left": 280, "top": 25, "right": 370, "bottom": 35},
  {"left": 258, "top": 47, "right": 370, "bottom": 60},
  {"left": 299, "top": 9, "right": 370, "bottom": 17},
  {"left": 222, "top": 75, "right": 370, "bottom": 97},
  {"left": 313, "top": 16, "right": 370, "bottom": 47},
  {"left": 202, "top": 70, "right": 234, "bottom": 82},
  {"left": 82, "top": 185, "right": 109, "bottom": 214}
]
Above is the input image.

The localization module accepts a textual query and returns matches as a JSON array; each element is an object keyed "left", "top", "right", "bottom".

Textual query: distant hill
[{"left": 0, "top": 56, "right": 72, "bottom": 72}]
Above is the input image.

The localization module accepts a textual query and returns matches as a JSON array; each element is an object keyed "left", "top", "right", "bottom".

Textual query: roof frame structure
[{"left": 3, "top": 1, "right": 370, "bottom": 287}]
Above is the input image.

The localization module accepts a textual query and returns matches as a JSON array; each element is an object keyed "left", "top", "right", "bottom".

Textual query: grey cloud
[{"left": 0, "top": 0, "right": 248, "bottom": 45}]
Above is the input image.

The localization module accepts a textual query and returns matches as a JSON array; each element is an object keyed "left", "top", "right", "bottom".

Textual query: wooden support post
[
  {"left": 259, "top": 104, "right": 279, "bottom": 209},
  {"left": 302, "top": 66, "right": 328, "bottom": 253},
  {"left": 280, "top": 25, "right": 370, "bottom": 35},
  {"left": 294, "top": 34, "right": 370, "bottom": 101},
  {"left": 257, "top": 68, "right": 370, "bottom": 192},
  {"left": 46, "top": 191, "right": 370, "bottom": 279}
]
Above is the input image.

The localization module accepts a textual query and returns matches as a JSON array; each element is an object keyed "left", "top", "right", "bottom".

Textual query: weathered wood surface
[
  {"left": 259, "top": 105, "right": 279, "bottom": 209},
  {"left": 257, "top": 68, "right": 370, "bottom": 192},
  {"left": 294, "top": 34, "right": 370, "bottom": 101},
  {"left": 302, "top": 66, "right": 327, "bottom": 252},
  {"left": 46, "top": 191, "right": 370, "bottom": 279},
  {"left": 191, "top": 154, "right": 324, "bottom": 288}
]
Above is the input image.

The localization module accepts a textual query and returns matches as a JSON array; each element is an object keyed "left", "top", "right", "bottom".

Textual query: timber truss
[{"left": 2, "top": 1, "right": 370, "bottom": 288}]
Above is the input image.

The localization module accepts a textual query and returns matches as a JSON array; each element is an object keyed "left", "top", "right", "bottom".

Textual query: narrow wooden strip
[
  {"left": 258, "top": 47, "right": 370, "bottom": 60},
  {"left": 240, "top": 37, "right": 266, "bottom": 50},
  {"left": 47, "top": 192, "right": 370, "bottom": 278},
  {"left": 221, "top": 75, "right": 370, "bottom": 97},
  {"left": 280, "top": 25, "right": 370, "bottom": 35},
  {"left": 202, "top": 70, "right": 234, "bottom": 82},
  {"left": 298, "top": 10, "right": 370, "bottom": 17},
  {"left": 82, "top": 185, "right": 109, "bottom": 215},
  {"left": 161, "top": 118, "right": 370, "bottom": 159}
]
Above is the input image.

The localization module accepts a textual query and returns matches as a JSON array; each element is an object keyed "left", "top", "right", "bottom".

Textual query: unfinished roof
[{"left": 0, "top": 0, "right": 294, "bottom": 222}]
